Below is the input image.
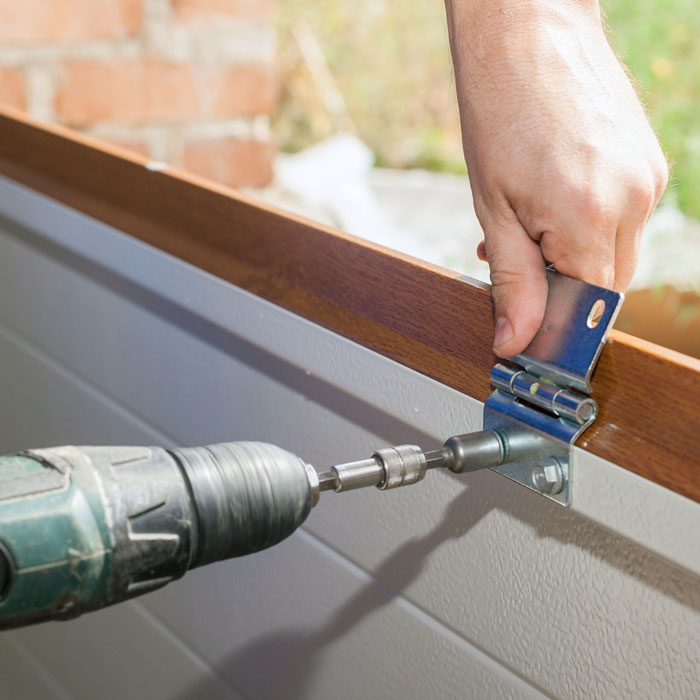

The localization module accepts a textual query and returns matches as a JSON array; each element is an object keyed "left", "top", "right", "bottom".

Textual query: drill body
[{"left": 0, "top": 443, "right": 313, "bottom": 630}]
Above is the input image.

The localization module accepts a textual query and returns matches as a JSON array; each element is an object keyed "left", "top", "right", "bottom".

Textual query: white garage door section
[{"left": 0, "top": 173, "right": 698, "bottom": 700}]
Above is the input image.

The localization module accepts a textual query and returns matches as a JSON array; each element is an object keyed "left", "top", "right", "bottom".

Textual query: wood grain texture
[{"left": 0, "top": 107, "right": 698, "bottom": 503}]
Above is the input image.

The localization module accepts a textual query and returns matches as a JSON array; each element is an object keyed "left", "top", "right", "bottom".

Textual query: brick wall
[{"left": 0, "top": 0, "right": 275, "bottom": 187}]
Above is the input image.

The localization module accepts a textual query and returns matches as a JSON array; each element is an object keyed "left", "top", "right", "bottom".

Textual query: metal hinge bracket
[{"left": 483, "top": 269, "right": 623, "bottom": 506}]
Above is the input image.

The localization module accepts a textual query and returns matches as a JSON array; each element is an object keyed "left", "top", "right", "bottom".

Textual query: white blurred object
[
  {"left": 633, "top": 204, "right": 700, "bottom": 292},
  {"left": 273, "top": 133, "right": 489, "bottom": 281},
  {"left": 276, "top": 133, "right": 406, "bottom": 252},
  {"left": 367, "top": 167, "right": 487, "bottom": 280}
]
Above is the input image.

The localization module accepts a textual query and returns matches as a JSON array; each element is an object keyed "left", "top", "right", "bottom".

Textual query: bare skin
[{"left": 444, "top": 0, "right": 668, "bottom": 357}]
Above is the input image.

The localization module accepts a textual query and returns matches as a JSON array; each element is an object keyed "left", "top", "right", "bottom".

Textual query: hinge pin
[{"left": 491, "top": 364, "right": 597, "bottom": 425}]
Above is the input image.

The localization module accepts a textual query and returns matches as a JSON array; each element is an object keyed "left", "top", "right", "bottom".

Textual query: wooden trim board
[{"left": 0, "top": 107, "right": 698, "bottom": 503}]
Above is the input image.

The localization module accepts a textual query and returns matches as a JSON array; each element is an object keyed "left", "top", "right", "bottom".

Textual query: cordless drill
[{"left": 0, "top": 431, "right": 524, "bottom": 630}]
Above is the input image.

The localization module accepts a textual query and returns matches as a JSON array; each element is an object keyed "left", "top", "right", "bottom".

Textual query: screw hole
[{"left": 586, "top": 299, "right": 606, "bottom": 328}]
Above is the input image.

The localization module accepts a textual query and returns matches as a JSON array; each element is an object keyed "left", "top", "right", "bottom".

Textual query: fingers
[
  {"left": 613, "top": 159, "right": 668, "bottom": 291},
  {"left": 483, "top": 214, "right": 548, "bottom": 358},
  {"left": 612, "top": 220, "right": 642, "bottom": 292},
  {"left": 539, "top": 226, "right": 616, "bottom": 290}
]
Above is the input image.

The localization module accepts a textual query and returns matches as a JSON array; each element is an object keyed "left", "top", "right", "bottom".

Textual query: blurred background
[{"left": 0, "top": 0, "right": 698, "bottom": 355}]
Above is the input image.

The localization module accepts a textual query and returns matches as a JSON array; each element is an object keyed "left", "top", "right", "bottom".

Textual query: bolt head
[{"left": 531, "top": 459, "right": 564, "bottom": 495}]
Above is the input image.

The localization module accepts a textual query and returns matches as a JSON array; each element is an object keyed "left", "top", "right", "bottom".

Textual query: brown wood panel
[{"left": 0, "top": 107, "right": 698, "bottom": 503}]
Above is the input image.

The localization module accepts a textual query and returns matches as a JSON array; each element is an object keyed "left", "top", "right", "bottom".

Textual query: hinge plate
[{"left": 484, "top": 269, "right": 623, "bottom": 506}]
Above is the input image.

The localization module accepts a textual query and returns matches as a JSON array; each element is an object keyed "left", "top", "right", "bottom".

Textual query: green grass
[
  {"left": 275, "top": 0, "right": 700, "bottom": 218},
  {"left": 603, "top": 0, "right": 700, "bottom": 217}
]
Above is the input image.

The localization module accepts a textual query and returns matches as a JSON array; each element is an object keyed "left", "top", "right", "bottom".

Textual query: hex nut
[{"left": 531, "top": 459, "right": 564, "bottom": 495}]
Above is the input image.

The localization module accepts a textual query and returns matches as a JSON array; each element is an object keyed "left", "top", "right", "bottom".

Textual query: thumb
[{"left": 484, "top": 218, "right": 548, "bottom": 358}]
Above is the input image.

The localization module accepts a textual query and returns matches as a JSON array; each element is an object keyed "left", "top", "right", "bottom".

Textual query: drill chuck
[{"left": 170, "top": 442, "right": 313, "bottom": 567}]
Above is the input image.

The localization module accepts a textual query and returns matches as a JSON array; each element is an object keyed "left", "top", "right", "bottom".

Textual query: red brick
[
  {"left": 55, "top": 60, "right": 275, "bottom": 126},
  {"left": 183, "top": 137, "right": 274, "bottom": 188},
  {"left": 0, "top": 68, "right": 25, "bottom": 110},
  {"left": 171, "top": 0, "right": 272, "bottom": 21},
  {"left": 0, "top": 0, "right": 142, "bottom": 45}
]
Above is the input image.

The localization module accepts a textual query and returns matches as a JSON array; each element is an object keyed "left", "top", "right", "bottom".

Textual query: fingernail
[{"left": 493, "top": 317, "right": 514, "bottom": 350}]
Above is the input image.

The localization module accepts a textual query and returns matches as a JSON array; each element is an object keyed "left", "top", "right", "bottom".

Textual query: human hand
[{"left": 444, "top": 0, "right": 668, "bottom": 357}]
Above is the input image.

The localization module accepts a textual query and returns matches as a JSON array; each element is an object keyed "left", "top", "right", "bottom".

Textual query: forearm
[{"left": 444, "top": 0, "right": 618, "bottom": 130}]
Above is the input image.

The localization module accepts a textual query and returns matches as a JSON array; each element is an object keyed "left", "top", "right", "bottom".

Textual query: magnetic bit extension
[{"left": 312, "top": 430, "right": 517, "bottom": 500}]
